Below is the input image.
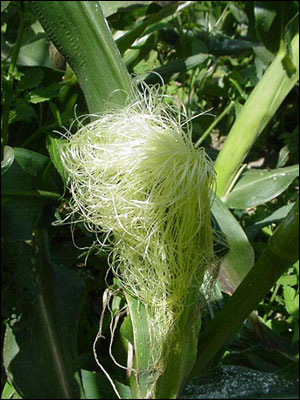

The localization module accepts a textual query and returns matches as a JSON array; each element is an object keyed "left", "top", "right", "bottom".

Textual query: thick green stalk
[
  {"left": 191, "top": 198, "right": 299, "bottom": 376},
  {"left": 30, "top": 1, "right": 133, "bottom": 114},
  {"left": 214, "top": 34, "right": 299, "bottom": 197}
]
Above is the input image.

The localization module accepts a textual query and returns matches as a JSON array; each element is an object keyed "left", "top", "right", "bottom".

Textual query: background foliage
[{"left": 1, "top": 1, "right": 299, "bottom": 398}]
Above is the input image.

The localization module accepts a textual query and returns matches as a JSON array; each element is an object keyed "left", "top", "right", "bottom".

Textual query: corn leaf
[
  {"left": 1, "top": 148, "right": 61, "bottom": 241},
  {"left": 100, "top": 1, "right": 150, "bottom": 18},
  {"left": 116, "top": 2, "right": 180, "bottom": 54},
  {"left": 3, "top": 234, "right": 85, "bottom": 399},
  {"left": 1, "top": 381, "right": 17, "bottom": 399},
  {"left": 214, "top": 32, "right": 299, "bottom": 197},
  {"left": 1, "top": 145, "right": 14, "bottom": 175},
  {"left": 212, "top": 196, "right": 255, "bottom": 294},
  {"left": 1, "top": 1, "right": 10, "bottom": 12},
  {"left": 246, "top": 203, "right": 294, "bottom": 240},
  {"left": 182, "top": 365, "right": 299, "bottom": 399},
  {"left": 124, "top": 33, "right": 156, "bottom": 70},
  {"left": 254, "top": 1, "right": 298, "bottom": 54},
  {"left": 224, "top": 165, "right": 299, "bottom": 209},
  {"left": 46, "top": 135, "right": 68, "bottom": 184},
  {"left": 139, "top": 53, "right": 211, "bottom": 85},
  {"left": 283, "top": 286, "right": 299, "bottom": 318},
  {"left": 81, "top": 370, "right": 132, "bottom": 399}
]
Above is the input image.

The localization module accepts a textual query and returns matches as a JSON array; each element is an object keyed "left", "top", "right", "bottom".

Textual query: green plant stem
[
  {"left": 1, "top": 3, "right": 25, "bottom": 159},
  {"left": 264, "top": 281, "right": 281, "bottom": 321},
  {"left": 191, "top": 198, "right": 299, "bottom": 377},
  {"left": 31, "top": 1, "right": 133, "bottom": 115},
  {"left": 195, "top": 101, "right": 234, "bottom": 148},
  {"left": 214, "top": 34, "right": 299, "bottom": 197}
]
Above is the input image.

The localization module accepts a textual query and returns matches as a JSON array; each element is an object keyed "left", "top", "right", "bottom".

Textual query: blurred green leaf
[
  {"left": 1, "top": 381, "right": 17, "bottom": 399},
  {"left": 100, "top": 1, "right": 150, "bottom": 18},
  {"left": 140, "top": 53, "right": 211, "bottom": 85},
  {"left": 212, "top": 196, "right": 255, "bottom": 294},
  {"left": 246, "top": 203, "right": 294, "bottom": 240},
  {"left": 276, "top": 144, "right": 290, "bottom": 168},
  {"left": 278, "top": 274, "right": 298, "bottom": 286},
  {"left": 204, "top": 34, "right": 257, "bottom": 56},
  {"left": 2, "top": 29, "right": 53, "bottom": 69},
  {"left": 1, "top": 148, "right": 61, "bottom": 240},
  {"left": 81, "top": 370, "right": 116, "bottom": 399},
  {"left": 26, "top": 82, "right": 61, "bottom": 103},
  {"left": 124, "top": 33, "right": 156, "bottom": 70},
  {"left": 284, "top": 10, "right": 300, "bottom": 61},
  {"left": 283, "top": 286, "right": 299, "bottom": 318},
  {"left": 254, "top": 1, "right": 298, "bottom": 54},
  {"left": 181, "top": 365, "right": 299, "bottom": 399},
  {"left": 17, "top": 39, "right": 52, "bottom": 68},
  {"left": 224, "top": 165, "right": 299, "bottom": 209},
  {"left": 18, "top": 68, "right": 44, "bottom": 90},
  {"left": 1, "top": 146, "right": 15, "bottom": 175},
  {"left": 1, "top": 1, "right": 10, "bottom": 13},
  {"left": 81, "top": 369, "right": 132, "bottom": 399},
  {"left": 116, "top": 2, "right": 179, "bottom": 54},
  {"left": 120, "top": 315, "right": 134, "bottom": 345},
  {"left": 108, "top": 2, "right": 162, "bottom": 31},
  {"left": 9, "top": 99, "right": 36, "bottom": 123}
]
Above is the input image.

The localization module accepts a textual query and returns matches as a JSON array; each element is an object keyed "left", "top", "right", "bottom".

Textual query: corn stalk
[
  {"left": 192, "top": 198, "right": 299, "bottom": 375},
  {"left": 31, "top": 1, "right": 132, "bottom": 114}
]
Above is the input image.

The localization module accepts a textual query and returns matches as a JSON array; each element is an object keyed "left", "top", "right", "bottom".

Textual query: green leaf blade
[
  {"left": 2, "top": 236, "right": 85, "bottom": 399},
  {"left": 224, "top": 165, "right": 299, "bottom": 209},
  {"left": 182, "top": 365, "right": 299, "bottom": 399},
  {"left": 212, "top": 196, "right": 255, "bottom": 294},
  {"left": 1, "top": 148, "right": 61, "bottom": 240},
  {"left": 46, "top": 135, "right": 68, "bottom": 184}
]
